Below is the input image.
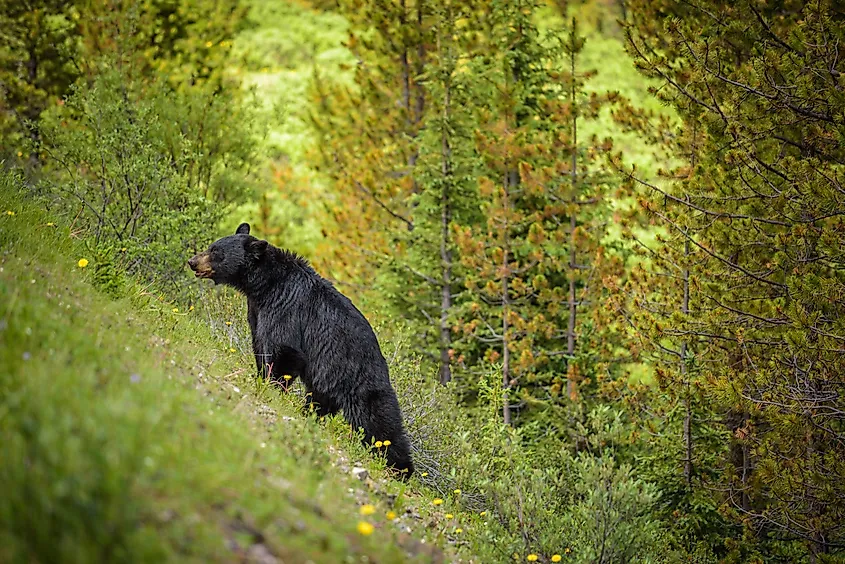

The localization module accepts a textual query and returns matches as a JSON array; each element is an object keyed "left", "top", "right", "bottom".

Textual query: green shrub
[
  {"left": 34, "top": 59, "right": 256, "bottom": 299},
  {"left": 383, "top": 337, "right": 671, "bottom": 562}
]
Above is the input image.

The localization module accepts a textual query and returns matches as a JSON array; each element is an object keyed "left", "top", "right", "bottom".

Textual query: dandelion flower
[
  {"left": 360, "top": 504, "right": 376, "bottom": 516},
  {"left": 527, "top": 555, "right": 538, "bottom": 562},
  {"left": 445, "top": 513, "right": 454, "bottom": 519},
  {"left": 431, "top": 498, "right": 443, "bottom": 506},
  {"left": 421, "top": 472, "right": 428, "bottom": 477},
  {"left": 374, "top": 441, "right": 383, "bottom": 448},
  {"left": 229, "top": 348, "right": 236, "bottom": 353},
  {"left": 564, "top": 548, "right": 571, "bottom": 554},
  {"left": 77, "top": 258, "right": 89, "bottom": 268},
  {"left": 205, "top": 41, "right": 213, "bottom": 47},
  {"left": 46, "top": 222, "right": 55, "bottom": 226},
  {"left": 480, "top": 511, "right": 487, "bottom": 517},
  {"left": 453, "top": 489, "right": 461, "bottom": 495},
  {"left": 6, "top": 210, "right": 16, "bottom": 216},
  {"left": 383, "top": 440, "right": 391, "bottom": 446},
  {"left": 16, "top": 151, "right": 22, "bottom": 157},
  {"left": 356, "top": 521, "right": 374, "bottom": 536},
  {"left": 225, "top": 321, "right": 232, "bottom": 326},
  {"left": 386, "top": 510, "right": 397, "bottom": 520},
  {"left": 551, "top": 556, "right": 562, "bottom": 562},
  {"left": 283, "top": 374, "right": 292, "bottom": 380},
  {"left": 189, "top": 305, "right": 194, "bottom": 311},
  {"left": 172, "top": 307, "right": 179, "bottom": 313},
  {"left": 455, "top": 528, "right": 463, "bottom": 534}
]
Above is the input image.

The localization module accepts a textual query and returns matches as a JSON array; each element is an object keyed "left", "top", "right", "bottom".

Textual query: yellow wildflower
[
  {"left": 453, "top": 489, "right": 461, "bottom": 495},
  {"left": 455, "top": 528, "right": 463, "bottom": 534},
  {"left": 16, "top": 151, "right": 22, "bottom": 157},
  {"left": 383, "top": 440, "right": 391, "bottom": 446},
  {"left": 375, "top": 441, "right": 383, "bottom": 448},
  {"left": 421, "top": 472, "right": 428, "bottom": 477},
  {"left": 6, "top": 210, "right": 15, "bottom": 216},
  {"left": 431, "top": 498, "right": 443, "bottom": 506},
  {"left": 564, "top": 548, "right": 571, "bottom": 554},
  {"left": 77, "top": 258, "right": 89, "bottom": 268},
  {"left": 480, "top": 511, "right": 487, "bottom": 517},
  {"left": 172, "top": 307, "right": 179, "bottom": 313},
  {"left": 189, "top": 305, "right": 194, "bottom": 311},
  {"left": 229, "top": 348, "right": 236, "bottom": 353},
  {"left": 551, "top": 556, "right": 562, "bottom": 562},
  {"left": 46, "top": 222, "right": 55, "bottom": 226},
  {"left": 356, "top": 521, "right": 374, "bottom": 536},
  {"left": 283, "top": 374, "right": 292, "bottom": 380},
  {"left": 205, "top": 41, "right": 213, "bottom": 48},
  {"left": 386, "top": 510, "right": 397, "bottom": 520},
  {"left": 359, "top": 504, "right": 376, "bottom": 516},
  {"left": 445, "top": 513, "right": 454, "bottom": 519},
  {"left": 527, "top": 556, "right": 538, "bottom": 562}
]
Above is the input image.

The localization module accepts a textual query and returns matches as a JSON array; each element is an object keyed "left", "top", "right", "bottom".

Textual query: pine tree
[
  {"left": 384, "top": 0, "right": 485, "bottom": 384},
  {"left": 625, "top": 0, "right": 845, "bottom": 556},
  {"left": 310, "top": 0, "right": 431, "bottom": 286},
  {"left": 453, "top": 0, "right": 573, "bottom": 423}
]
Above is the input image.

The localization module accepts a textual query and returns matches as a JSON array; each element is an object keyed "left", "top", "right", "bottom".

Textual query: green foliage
[
  {"left": 623, "top": 0, "right": 845, "bottom": 558},
  {"left": 34, "top": 55, "right": 255, "bottom": 298},
  {"left": 447, "top": 373, "right": 668, "bottom": 562},
  {"left": 0, "top": 0, "right": 81, "bottom": 155}
]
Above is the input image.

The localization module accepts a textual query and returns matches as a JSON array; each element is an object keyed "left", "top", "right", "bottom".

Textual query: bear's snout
[{"left": 188, "top": 253, "right": 214, "bottom": 278}]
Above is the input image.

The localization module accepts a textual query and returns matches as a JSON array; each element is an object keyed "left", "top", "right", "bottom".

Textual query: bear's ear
[
  {"left": 236, "top": 223, "right": 250, "bottom": 235},
  {"left": 248, "top": 238, "right": 268, "bottom": 260}
]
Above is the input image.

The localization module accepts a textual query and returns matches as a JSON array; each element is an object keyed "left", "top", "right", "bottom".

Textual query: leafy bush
[
  {"left": 34, "top": 59, "right": 255, "bottom": 298},
  {"left": 384, "top": 336, "right": 670, "bottom": 562}
]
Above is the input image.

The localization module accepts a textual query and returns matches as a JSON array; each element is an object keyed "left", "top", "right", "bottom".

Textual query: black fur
[{"left": 189, "top": 223, "right": 414, "bottom": 477}]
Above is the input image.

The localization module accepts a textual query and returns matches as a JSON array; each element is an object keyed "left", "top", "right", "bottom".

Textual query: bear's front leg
[
  {"left": 268, "top": 345, "right": 308, "bottom": 391},
  {"left": 305, "top": 389, "right": 340, "bottom": 418}
]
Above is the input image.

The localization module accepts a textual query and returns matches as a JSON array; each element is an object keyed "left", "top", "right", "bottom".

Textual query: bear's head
[{"left": 188, "top": 223, "right": 268, "bottom": 287}]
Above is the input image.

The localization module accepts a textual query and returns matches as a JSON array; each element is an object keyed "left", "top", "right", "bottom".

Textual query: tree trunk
[
  {"left": 565, "top": 43, "right": 578, "bottom": 401},
  {"left": 439, "top": 58, "right": 453, "bottom": 385},
  {"left": 502, "top": 172, "right": 512, "bottom": 426},
  {"left": 682, "top": 237, "right": 692, "bottom": 486}
]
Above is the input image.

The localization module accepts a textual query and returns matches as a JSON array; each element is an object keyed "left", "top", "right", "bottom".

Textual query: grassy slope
[{"left": 0, "top": 185, "right": 464, "bottom": 562}]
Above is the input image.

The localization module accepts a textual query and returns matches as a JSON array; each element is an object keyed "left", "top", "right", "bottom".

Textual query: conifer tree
[
  {"left": 453, "top": 0, "right": 578, "bottom": 423},
  {"left": 625, "top": 0, "right": 845, "bottom": 556},
  {"left": 383, "top": 0, "right": 484, "bottom": 384},
  {"left": 310, "top": 0, "right": 431, "bottom": 284}
]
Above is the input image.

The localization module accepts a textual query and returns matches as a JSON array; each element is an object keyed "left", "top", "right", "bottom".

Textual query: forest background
[{"left": 2, "top": 0, "right": 844, "bottom": 562}]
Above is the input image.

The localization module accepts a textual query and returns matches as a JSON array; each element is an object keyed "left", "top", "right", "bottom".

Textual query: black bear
[{"left": 188, "top": 223, "right": 414, "bottom": 477}]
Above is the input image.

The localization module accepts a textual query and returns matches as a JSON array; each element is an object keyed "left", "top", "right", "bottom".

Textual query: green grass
[{"left": 0, "top": 184, "right": 462, "bottom": 562}]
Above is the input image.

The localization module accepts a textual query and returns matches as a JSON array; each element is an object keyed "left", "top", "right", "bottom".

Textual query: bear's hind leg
[{"left": 345, "top": 389, "right": 414, "bottom": 479}]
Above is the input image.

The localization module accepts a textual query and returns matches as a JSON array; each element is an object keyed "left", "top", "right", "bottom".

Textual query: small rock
[
  {"left": 246, "top": 543, "right": 278, "bottom": 564},
  {"left": 352, "top": 467, "right": 369, "bottom": 481}
]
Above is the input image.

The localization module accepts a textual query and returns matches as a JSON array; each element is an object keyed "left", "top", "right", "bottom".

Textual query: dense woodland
[{"left": 2, "top": 0, "right": 844, "bottom": 561}]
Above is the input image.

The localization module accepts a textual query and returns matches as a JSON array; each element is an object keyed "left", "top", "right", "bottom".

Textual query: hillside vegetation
[{"left": 0, "top": 182, "right": 461, "bottom": 563}]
